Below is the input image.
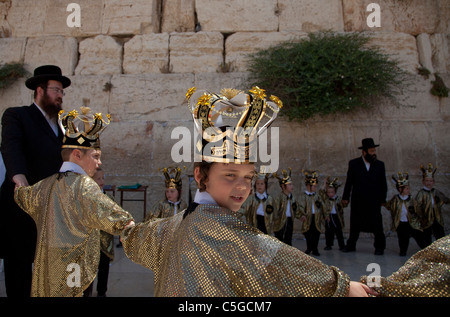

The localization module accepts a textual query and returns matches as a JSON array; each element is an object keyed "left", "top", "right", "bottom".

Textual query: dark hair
[
  {"left": 194, "top": 161, "right": 214, "bottom": 192},
  {"left": 34, "top": 81, "right": 48, "bottom": 99}
]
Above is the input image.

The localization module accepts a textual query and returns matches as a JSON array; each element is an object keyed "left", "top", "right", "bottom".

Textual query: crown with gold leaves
[
  {"left": 58, "top": 107, "right": 111, "bottom": 149},
  {"left": 159, "top": 166, "right": 186, "bottom": 189},
  {"left": 273, "top": 168, "right": 292, "bottom": 186},
  {"left": 186, "top": 86, "right": 282, "bottom": 163},
  {"left": 303, "top": 169, "right": 319, "bottom": 185},
  {"left": 391, "top": 172, "right": 409, "bottom": 191},
  {"left": 326, "top": 176, "right": 341, "bottom": 189},
  {"left": 420, "top": 163, "right": 436, "bottom": 179}
]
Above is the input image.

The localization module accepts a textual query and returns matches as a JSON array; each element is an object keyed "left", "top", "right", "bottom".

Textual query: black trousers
[
  {"left": 325, "top": 214, "right": 345, "bottom": 249},
  {"left": 3, "top": 255, "right": 33, "bottom": 297},
  {"left": 275, "top": 217, "right": 293, "bottom": 246},
  {"left": 84, "top": 251, "right": 111, "bottom": 297},
  {"left": 422, "top": 220, "right": 446, "bottom": 247},
  {"left": 256, "top": 215, "right": 268, "bottom": 234},
  {"left": 396, "top": 222, "right": 426, "bottom": 253},
  {"left": 346, "top": 222, "right": 386, "bottom": 251},
  {"left": 304, "top": 214, "right": 321, "bottom": 252}
]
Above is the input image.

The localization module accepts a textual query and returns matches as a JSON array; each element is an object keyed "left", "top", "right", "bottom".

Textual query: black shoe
[
  {"left": 399, "top": 251, "right": 407, "bottom": 256},
  {"left": 305, "top": 249, "right": 311, "bottom": 254},
  {"left": 312, "top": 250, "right": 320, "bottom": 256},
  {"left": 341, "top": 246, "right": 355, "bottom": 253},
  {"left": 374, "top": 250, "right": 384, "bottom": 255},
  {"left": 324, "top": 246, "right": 332, "bottom": 250}
]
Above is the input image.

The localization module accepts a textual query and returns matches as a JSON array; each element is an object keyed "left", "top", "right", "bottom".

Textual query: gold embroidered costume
[
  {"left": 386, "top": 195, "right": 421, "bottom": 232},
  {"left": 319, "top": 189, "right": 345, "bottom": 229},
  {"left": 273, "top": 192, "right": 299, "bottom": 232},
  {"left": 360, "top": 235, "right": 450, "bottom": 296},
  {"left": 414, "top": 188, "right": 449, "bottom": 229},
  {"left": 298, "top": 192, "right": 325, "bottom": 233},
  {"left": 145, "top": 199, "right": 188, "bottom": 221},
  {"left": 14, "top": 172, "right": 133, "bottom": 297},
  {"left": 122, "top": 204, "right": 351, "bottom": 297},
  {"left": 239, "top": 193, "right": 274, "bottom": 234}
]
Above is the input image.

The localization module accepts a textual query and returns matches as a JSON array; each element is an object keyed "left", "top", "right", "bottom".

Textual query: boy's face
[
  {"left": 255, "top": 179, "right": 266, "bottom": 194},
  {"left": 197, "top": 163, "right": 255, "bottom": 212},
  {"left": 77, "top": 149, "right": 102, "bottom": 177},
  {"left": 422, "top": 177, "right": 435, "bottom": 190},
  {"left": 93, "top": 170, "right": 105, "bottom": 189},
  {"left": 326, "top": 187, "right": 336, "bottom": 198},
  {"left": 282, "top": 183, "right": 294, "bottom": 194},
  {"left": 306, "top": 183, "right": 317, "bottom": 193},
  {"left": 165, "top": 188, "right": 180, "bottom": 202},
  {"left": 399, "top": 185, "right": 410, "bottom": 196}
]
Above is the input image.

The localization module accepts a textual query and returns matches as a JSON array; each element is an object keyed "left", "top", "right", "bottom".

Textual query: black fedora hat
[
  {"left": 25, "top": 65, "right": 71, "bottom": 90},
  {"left": 358, "top": 138, "right": 380, "bottom": 150}
]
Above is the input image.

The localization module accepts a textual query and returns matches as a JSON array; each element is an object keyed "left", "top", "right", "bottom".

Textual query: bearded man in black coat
[
  {"left": 342, "top": 138, "right": 387, "bottom": 255},
  {"left": 0, "top": 65, "right": 70, "bottom": 296}
]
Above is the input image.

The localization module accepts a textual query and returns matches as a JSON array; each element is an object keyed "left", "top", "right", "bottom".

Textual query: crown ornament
[
  {"left": 58, "top": 107, "right": 111, "bottom": 149},
  {"left": 273, "top": 168, "right": 292, "bottom": 186},
  {"left": 159, "top": 166, "right": 186, "bottom": 189},
  {"left": 391, "top": 172, "right": 409, "bottom": 191},
  {"left": 326, "top": 176, "right": 341, "bottom": 189},
  {"left": 420, "top": 163, "right": 436, "bottom": 179},
  {"left": 186, "top": 86, "right": 282, "bottom": 163},
  {"left": 303, "top": 169, "right": 319, "bottom": 185}
]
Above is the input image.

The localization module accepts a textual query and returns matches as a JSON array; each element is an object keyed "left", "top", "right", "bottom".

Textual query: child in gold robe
[
  {"left": 121, "top": 87, "right": 374, "bottom": 297},
  {"left": 14, "top": 109, "right": 134, "bottom": 297}
]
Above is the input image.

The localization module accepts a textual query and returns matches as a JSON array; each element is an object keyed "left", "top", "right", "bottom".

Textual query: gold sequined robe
[
  {"left": 414, "top": 189, "right": 449, "bottom": 229},
  {"left": 318, "top": 190, "right": 345, "bottom": 229},
  {"left": 272, "top": 193, "right": 299, "bottom": 232},
  {"left": 239, "top": 193, "right": 274, "bottom": 234},
  {"left": 14, "top": 172, "right": 134, "bottom": 297},
  {"left": 360, "top": 235, "right": 450, "bottom": 297},
  {"left": 386, "top": 195, "right": 422, "bottom": 232},
  {"left": 144, "top": 199, "right": 188, "bottom": 222},
  {"left": 298, "top": 192, "right": 325, "bottom": 233},
  {"left": 122, "top": 204, "right": 351, "bottom": 297}
]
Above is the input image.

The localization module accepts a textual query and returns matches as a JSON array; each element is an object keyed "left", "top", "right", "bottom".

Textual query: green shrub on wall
[
  {"left": 0, "top": 63, "right": 29, "bottom": 90},
  {"left": 247, "top": 32, "right": 406, "bottom": 121}
]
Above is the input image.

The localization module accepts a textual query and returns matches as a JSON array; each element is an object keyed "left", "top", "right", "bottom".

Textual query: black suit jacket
[
  {"left": 0, "top": 104, "right": 63, "bottom": 258},
  {"left": 342, "top": 157, "right": 387, "bottom": 231}
]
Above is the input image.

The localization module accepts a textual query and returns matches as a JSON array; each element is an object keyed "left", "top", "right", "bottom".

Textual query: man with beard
[
  {"left": 342, "top": 138, "right": 387, "bottom": 255},
  {"left": 0, "top": 65, "right": 71, "bottom": 297}
]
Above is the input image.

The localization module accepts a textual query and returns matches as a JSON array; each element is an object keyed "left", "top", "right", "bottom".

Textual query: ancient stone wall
[{"left": 0, "top": 0, "right": 449, "bottom": 232}]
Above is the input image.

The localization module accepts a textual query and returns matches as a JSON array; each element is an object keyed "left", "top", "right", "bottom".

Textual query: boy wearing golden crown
[
  {"left": 298, "top": 170, "right": 324, "bottom": 256},
  {"left": 386, "top": 172, "right": 424, "bottom": 256},
  {"left": 272, "top": 168, "right": 299, "bottom": 246},
  {"left": 239, "top": 172, "right": 274, "bottom": 234},
  {"left": 144, "top": 167, "right": 188, "bottom": 221},
  {"left": 414, "top": 164, "right": 449, "bottom": 247},
  {"left": 13, "top": 108, "right": 135, "bottom": 297},
  {"left": 320, "top": 177, "right": 346, "bottom": 251},
  {"left": 121, "top": 87, "right": 374, "bottom": 297}
]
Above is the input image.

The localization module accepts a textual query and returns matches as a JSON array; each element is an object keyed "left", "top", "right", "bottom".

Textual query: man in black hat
[
  {"left": 0, "top": 65, "right": 71, "bottom": 297},
  {"left": 342, "top": 138, "right": 387, "bottom": 255}
]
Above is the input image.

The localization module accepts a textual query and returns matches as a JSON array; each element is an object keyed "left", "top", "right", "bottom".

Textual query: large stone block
[
  {"left": 24, "top": 36, "right": 78, "bottom": 75},
  {"left": 417, "top": 33, "right": 435, "bottom": 73},
  {"left": 102, "top": 0, "right": 160, "bottom": 35},
  {"left": 0, "top": 37, "right": 27, "bottom": 64},
  {"left": 123, "top": 33, "right": 170, "bottom": 74},
  {"left": 108, "top": 73, "right": 195, "bottom": 121},
  {"left": 342, "top": 0, "right": 441, "bottom": 35},
  {"left": 366, "top": 32, "right": 420, "bottom": 74},
  {"left": 161, "top": 0, "right": 195, "bottom": 33},
  {"left": 169, "top": 32, "right": 224, "bottom": 73},
  {"left": 225, "top": 31, "right": 308, "bottom": 72},
  {"left": 430, "top": 34, "right": 450, "bottom": 74},
  {"left": 278, "top": 0, "right": 344, "bottom": 32},
  {"left": 75, "top": 35, "right": 122, "bottom": 75},
  {"left": 195, "top": 0, "right": 278, "bottom": 32},
  {"left": 5, "top": 0, "right": 47, "bottom": 37}
]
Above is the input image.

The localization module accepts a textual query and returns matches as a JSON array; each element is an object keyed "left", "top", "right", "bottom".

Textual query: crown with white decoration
[
  {"left": 58, "top": 107, "right": 111, "bottom": 149},
  {"left": 186, "top": 86, "right": 282, "bottom": 163}
]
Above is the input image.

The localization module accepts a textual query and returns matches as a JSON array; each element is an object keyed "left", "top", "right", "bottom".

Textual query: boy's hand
[{"left": 348, "top": 281, "right": 379, "bottom": 297}]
